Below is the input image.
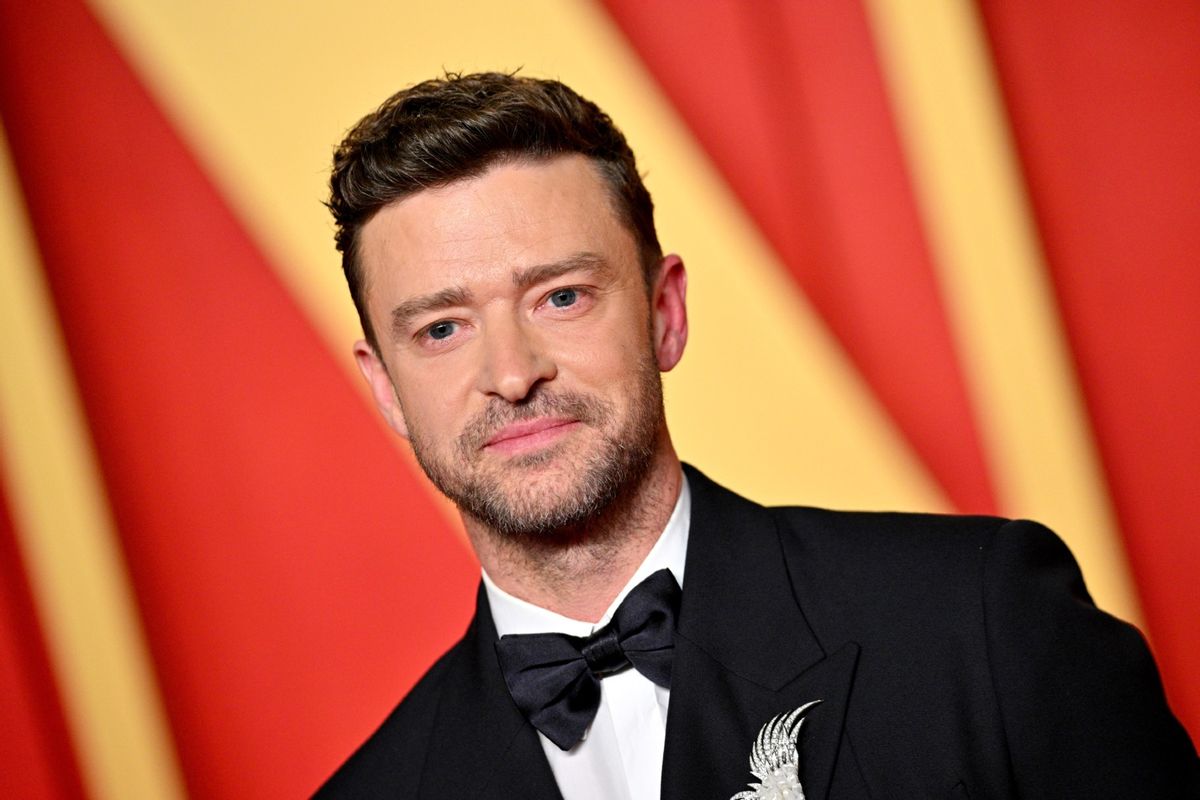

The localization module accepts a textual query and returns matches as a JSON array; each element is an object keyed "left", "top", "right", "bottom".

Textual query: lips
[{"left": 483, "top": 417, "right": 579, "bottom": 454}]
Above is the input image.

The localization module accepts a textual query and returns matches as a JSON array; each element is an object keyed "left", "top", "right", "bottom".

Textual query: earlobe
[
  {"left": 353, "top": 340, "right": 410, "bottom": 439},
  {"left": 652, "top": 254, "right": 689, "bottom": 371}
]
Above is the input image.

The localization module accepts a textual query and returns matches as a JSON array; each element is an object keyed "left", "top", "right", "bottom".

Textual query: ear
[
  {"left": 353, "top": 340, "right": 410, "bottom": 439},
  {"left": 651, "top": 254, "right": 688, "bottom": 372}
]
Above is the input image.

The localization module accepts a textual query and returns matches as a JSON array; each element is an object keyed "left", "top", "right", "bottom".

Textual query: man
[{"left": 316, "top": 73, "right": 1197, "bottom": 799}]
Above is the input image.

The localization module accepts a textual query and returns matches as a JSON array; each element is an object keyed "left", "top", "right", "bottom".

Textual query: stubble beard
[{"left": 405, "top": 354, "right": 664, "bottom": 544}]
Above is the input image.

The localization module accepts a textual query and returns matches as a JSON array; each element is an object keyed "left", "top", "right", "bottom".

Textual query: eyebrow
[
  {"left": 389, "top": 286, "right": 473, "bottom": 340},
  {"left": 388, "top": 252, "right": 613, "bottom": 341},
  {"left": 512, "top": 252, "right": 612, "bottom": 291}
]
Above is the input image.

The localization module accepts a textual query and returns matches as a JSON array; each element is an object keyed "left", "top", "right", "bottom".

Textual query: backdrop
[{"left": 1, "top": 1, "right": 1196, "bottom": 797}]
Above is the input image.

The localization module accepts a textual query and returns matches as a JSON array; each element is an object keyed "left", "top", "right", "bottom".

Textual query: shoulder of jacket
[
  {"left": 312, "top": 633, "right": 470, "bottom": 796},
  {"left": 770, "top": 504, "right": 1009, "bottom": 554},
  {"left": 767, "top": 505, "right": 1019, "bottom": 633}
]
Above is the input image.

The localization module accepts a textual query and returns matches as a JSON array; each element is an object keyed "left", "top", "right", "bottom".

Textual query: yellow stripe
[
  {"left": 88, "top": 0, "right": 946, "bottom": 513},
  {"left": 864, "top": 0, "right": 1140, "bottom": 623},
  {"left": 0, "top": 128, "right": 187, "bottom": 799}
]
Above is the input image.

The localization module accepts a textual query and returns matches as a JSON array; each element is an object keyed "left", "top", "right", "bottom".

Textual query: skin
[{"left": 354, "top": 154, "right": 689, "bottom": 622}]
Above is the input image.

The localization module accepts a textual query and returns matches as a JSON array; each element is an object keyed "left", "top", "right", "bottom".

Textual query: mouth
[{"left": 483, "top": 417, "right": 580, "bottom": 455}]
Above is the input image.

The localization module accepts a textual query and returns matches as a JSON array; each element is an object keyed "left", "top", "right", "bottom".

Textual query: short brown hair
[{"left": 328, "top": 72, "right": 662, "bottom": 351}]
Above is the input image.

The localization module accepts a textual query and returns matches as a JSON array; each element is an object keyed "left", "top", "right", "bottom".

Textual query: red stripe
[
  {"left": 0, "top": 2, "right": 478, "bottom": 797},
  {"left": 0, "top": 459, "right": 88, "bottom": 800},
  {"left": 979, "top": 0, "right": 1200, "bottom": 742},
  {"left": 601, "top": 0, "right": 998, "bottom": 514}
]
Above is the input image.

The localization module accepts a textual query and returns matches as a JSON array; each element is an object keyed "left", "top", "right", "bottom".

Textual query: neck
[{"left": 466, "top": 443, "right": 683, "bottom": 623}]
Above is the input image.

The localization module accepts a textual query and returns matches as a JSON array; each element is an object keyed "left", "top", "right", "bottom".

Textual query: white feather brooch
[{"left": 730, "top": 700, "right": 822, "bottom": 800}]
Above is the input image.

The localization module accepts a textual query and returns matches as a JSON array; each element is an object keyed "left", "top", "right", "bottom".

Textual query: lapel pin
[{"left": 731, "top": 700, "right": 822, "bottom": 800}]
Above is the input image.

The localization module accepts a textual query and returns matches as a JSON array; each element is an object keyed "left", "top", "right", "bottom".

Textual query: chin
[
  {"left": 478, "top": 456, "right": 604, "bottom": 524},
  {"left": 410, "top": 381, "right": 663, "bottom": 540},
  {"left": 455, "top": 441, "right": 653, "bottom": 541}
]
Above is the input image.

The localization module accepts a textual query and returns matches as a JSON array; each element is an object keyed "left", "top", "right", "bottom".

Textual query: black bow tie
[{"left": 494, "top": 568, "right": 681, "bottom": 751}]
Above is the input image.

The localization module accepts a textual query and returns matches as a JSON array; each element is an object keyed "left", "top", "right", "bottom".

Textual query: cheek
[
  {"left": 393, "top": 368, "right": 467, "bottom": 431},
  {"left": 555, "top": 328, "right": 652, "bottom": 392}
]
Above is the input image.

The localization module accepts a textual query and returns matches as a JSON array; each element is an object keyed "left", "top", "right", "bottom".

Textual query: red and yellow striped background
[{"left": 1, "top": 2, "right": 1196, "bottom": 797}]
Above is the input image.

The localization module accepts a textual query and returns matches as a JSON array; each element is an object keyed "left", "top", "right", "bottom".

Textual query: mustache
[{"left": 458, "top": 390, "right": 612, "bottom": 453}]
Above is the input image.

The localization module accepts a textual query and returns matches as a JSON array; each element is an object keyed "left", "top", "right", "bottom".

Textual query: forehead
[{"left": 357, "top": 155, "right": 637, "bottom": 297}]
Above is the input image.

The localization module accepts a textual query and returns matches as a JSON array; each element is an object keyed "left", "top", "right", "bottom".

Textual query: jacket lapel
[
  {"left": 661, "top": 466, "right": 862, "bottom": 800},
  {"left": 418, "top": 586, "right": 563, "bottom": 800}
]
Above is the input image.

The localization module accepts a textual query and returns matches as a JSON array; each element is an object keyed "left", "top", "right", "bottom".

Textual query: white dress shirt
[{"left": 482, "top": 475, "right": 691, "bottom": 800}]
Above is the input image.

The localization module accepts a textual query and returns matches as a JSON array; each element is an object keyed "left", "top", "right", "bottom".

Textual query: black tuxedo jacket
[{"left": 317, "top": 465, "right": 1199, "bottom": 798}]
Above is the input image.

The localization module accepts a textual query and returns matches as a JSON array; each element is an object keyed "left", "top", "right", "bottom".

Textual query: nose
[{"left": 476, "top": 314, "right": 556, "bottom": 403}]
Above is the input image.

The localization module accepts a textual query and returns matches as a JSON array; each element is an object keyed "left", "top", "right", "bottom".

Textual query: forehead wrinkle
[{"left": 389, "top": 285, "right": 473, "bottom": 340}]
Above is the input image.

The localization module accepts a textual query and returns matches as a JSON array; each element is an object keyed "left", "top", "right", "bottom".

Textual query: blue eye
[
  {"left": 549, "top": 288, "right": 578, "bottom": 308},
  {"left": 427, "top": 321, "right": 457, "bottom": 340}
]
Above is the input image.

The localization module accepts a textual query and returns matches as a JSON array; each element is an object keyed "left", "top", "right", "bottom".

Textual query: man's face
[{"left": 354, "top": 155, "right": 687, "bottom": 539}]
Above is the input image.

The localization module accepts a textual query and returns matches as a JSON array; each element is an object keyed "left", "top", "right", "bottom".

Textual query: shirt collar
[{"left": 483, "top": 473, "right": 691, "bottom": 638}]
